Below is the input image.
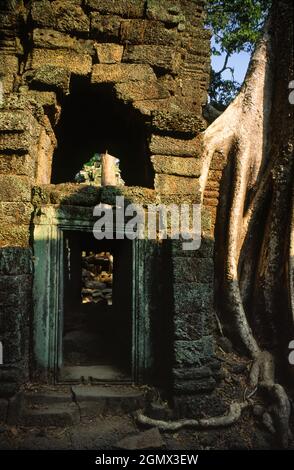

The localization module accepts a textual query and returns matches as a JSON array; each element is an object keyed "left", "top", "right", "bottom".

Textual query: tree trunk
[{"left": 201, "top": 0, "right": 294, "bottom": 447}]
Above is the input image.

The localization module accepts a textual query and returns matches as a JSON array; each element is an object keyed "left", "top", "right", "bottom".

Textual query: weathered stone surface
[
  {"left": 95, "top": 43, "right": 124, "bottom": 64},
  {"left": 0, "top": 248, "right": 32, "bottom": 275},
  {"left": 0, "top": 94, "right": 45, "bottom": 124},
  {"left": 155, "top": 174, "right": 199, "bottom": 194},
  {"left": 0, "top": 275, "right": 31, "bottom": 308},
  {"left": 173, "top": 282, "right": 213, "bottom": 314},
  {"left": 115, "top": 80, "right": 169, "bottom": 102},
  {"left": 171, "top": 236, "right": 214, "bottom": 258},
  {"left": 146, "top": 0, "right": 185, "bottom": 25},
  {"left": 159, "top": 193, "right": 201, "bottom": 206},
  {"left": 25, "top": 90, "right": 61, "bottom": 125},
  {"left": 0, "top": 314, "right": 30, "bottom": 356},
  {"left": 27, "top": 49, "right": 92, "bottom": 76},
  {"left": 174, "top": 377, "right": 216, "bottom": 393},
  {"left": 72, "top": 385, "right": 130, "bottom": 400},
  {"left": 22, "top": 403, "right": 80, "bottom": 427},
  {"left": 0, "top": 203, "right": 33, "bottom": 225},
  {"left": 86, "top": 0, "right": 145, "bottom": 18},
  {"left": 0, "top": 111, "right": 37, "bottom": 134},
  {"left": 172, "top": 257, "right": 213, "bottom": 283},
  {"left": 173, "top": 366, "right": 212, "bottom": 380},
  {"left": 0, "top": 175, "right": 31, "bottom": 202},
  {"left": 0, "top": 55, "right": 18, "bottom": 93},
  {"left": 0, "top": 224, "right": 30, "bottom": 248},
  {"left": 52, "top": 1, "right": 90, "bottom": 34},
  {"left": 31, "top": 29, "right": 94, "bottom": 55},
  {"left": 133, "top": 99, "right": 170, "bottom": 116},
  {"left": 173, "top": 76, "right": 204, "bottom": 113},
  {"left": 30, "top": 0, "right": 56, "bottom": 29},
  {"left": 115, "top": 428, "right": 164, "bottom": 450},
  {"left": 123, "top": 45, "right": 182, "bottom": 73},
  {"left": 152, "top": 110, "right": 206, "bottom": 136},
  {"left": 174, "top": 312, "right": 204, "bottom": 341},
  {"left": 25, "top": 390, "right": 72, "bottom": 406},
  {"left": 71, "top": 385, "right": 146, "bottom": 415},
  {"left": 0, "top": 154, "right": 35, "bottom": 177},
  {"left": 120, "top": 19, "right": 179, "bottom": 45},
  {"left": 174, "top": 337, "right": 214, "bottom": 367},
  {"left": 0, "top": 133, "right": 32, "bottom": 154},
  {"left": 90, "top": 13, "right": 121, "bottom": 40},
  {"left": 29, "top": 65, "right": 71, "bottom": 95},
  {"left": 100, "top": 186, "right": 157, "bottom": 206},
  {"left": 32, "top": 184, "right": 101, "bottom": 207},
  {"left": 91, "top": 63, "right": 155, "bottom": 84},
  {"left": 151, "top": 155, "right": 201, "bottom": 177},
  {"left": 150, "top": 135, "right": 201, "bottom": 157}
]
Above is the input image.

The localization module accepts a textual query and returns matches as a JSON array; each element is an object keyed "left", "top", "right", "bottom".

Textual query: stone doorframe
[{"left": 32, "top": 205, "right": 150, "bottom": 384}]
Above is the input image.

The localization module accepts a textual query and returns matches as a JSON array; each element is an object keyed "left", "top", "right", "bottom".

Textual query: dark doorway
[{"left": 59, "top": 231, "right": 133, "bottom": 382}]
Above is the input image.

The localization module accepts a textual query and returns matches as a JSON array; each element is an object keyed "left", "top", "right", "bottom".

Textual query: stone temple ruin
[{"left": 0, "top": 0, "right": 228, "bottom": 427}]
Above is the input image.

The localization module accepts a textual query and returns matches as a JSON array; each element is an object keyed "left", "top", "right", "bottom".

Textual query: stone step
[
  {"left": 71, "top": 385, "right": 147, "bottom": 418},
  {"left": 22, "top": 403, "right": 80, "bottom": 427},
  {"left": 25, "top": 390, "right": 73, "bottom": 406},
  {"left": 19, "top": 384, "right": 148, "bottom": 426}
]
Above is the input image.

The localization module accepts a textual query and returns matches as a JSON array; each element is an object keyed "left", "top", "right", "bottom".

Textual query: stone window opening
[{"left": 51, "top": 78, "right": 154, "bottom": 188}]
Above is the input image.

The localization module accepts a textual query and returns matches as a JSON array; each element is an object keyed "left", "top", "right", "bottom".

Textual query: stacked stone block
[{"left": 0, "top": 0, "right": 217, "bottom": 415}]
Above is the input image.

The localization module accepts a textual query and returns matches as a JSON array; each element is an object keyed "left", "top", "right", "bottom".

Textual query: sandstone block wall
[{"left": 0, "top": 0, "right": 219, "bottom": 414}]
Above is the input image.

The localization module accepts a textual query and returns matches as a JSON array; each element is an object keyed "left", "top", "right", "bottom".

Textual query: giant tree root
[
  {"left": 136, "top": 401, "right": 249, "bottom": 432},
  {"left": 195, "top": 3, "right": 293, "bottom": 449},
  {"left": 249, "top": 351, "right": 292, "bottom": 448}
]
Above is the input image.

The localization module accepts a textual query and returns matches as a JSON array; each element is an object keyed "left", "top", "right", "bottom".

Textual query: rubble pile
[{"left": 81, "top": 252, "right": 113, "bottom": 306}]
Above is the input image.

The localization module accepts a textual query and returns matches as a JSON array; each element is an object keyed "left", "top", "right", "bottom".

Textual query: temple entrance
[
  {"left": 33, "top": 206, "right": 150, "bottom": 385},
  {"left": 59, "top": 232, "right": 133, "bottom": 383}
]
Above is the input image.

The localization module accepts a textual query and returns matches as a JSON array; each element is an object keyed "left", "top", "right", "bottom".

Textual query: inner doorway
[{"left": 59, "top": 231, "right": 133, "bottom": 383}]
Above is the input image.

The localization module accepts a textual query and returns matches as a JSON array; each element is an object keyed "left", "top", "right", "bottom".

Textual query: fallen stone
[{"left": 115, "top": 428, "right": 164, "bottom": 450}]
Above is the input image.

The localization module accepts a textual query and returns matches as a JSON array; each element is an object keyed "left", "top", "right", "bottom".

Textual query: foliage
[{"left": 205, "top": 0, "right": 270, "bottom": 107}]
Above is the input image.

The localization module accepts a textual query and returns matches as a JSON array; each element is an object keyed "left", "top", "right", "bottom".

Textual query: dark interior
[
  {"left": 62, "top": 231, "right": 133, "bottom": 380},
  {"left": 51, "top": 78, "right": 154, "bottom": 187}
]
